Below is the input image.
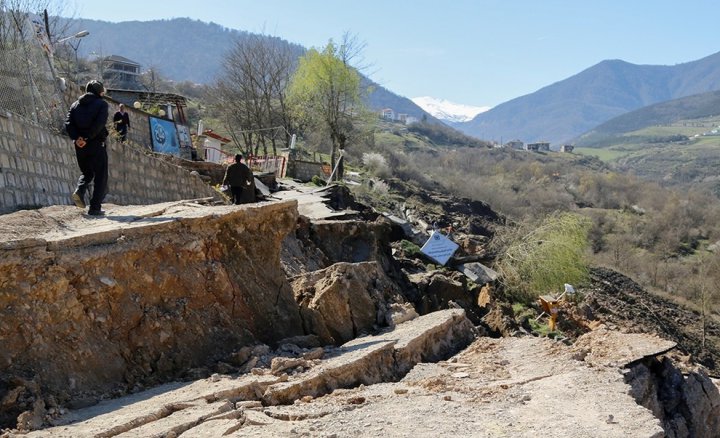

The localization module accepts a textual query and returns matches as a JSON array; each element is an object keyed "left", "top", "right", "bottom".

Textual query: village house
[
  {"left": 380, "top": 108, "right": 395, "bottom": 121},
  {"left": 505, "top": 139, "right": 524, "bottom": 150},
  {"left": 198, "top": 130, "right": 232, "bottom": 164},
  {"left": 525, "top": 141, "right": 550, "bottom": 152},
  {"left": 101, "top": 55, "right": 143, "bottom": 90}
]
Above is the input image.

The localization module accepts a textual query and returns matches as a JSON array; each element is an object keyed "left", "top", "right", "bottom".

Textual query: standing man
[
  {"left": 64, "top": 80, "right": 110, "bottom": 216},
  {"left": 113, "top": 103, "right": 130, "bottom": 142},
  {"left": 222, "top": 153, "right": 255, "bottom": 205}
]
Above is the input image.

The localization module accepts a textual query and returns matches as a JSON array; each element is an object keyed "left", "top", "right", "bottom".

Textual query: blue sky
[{"left": 67, "top": 0, "right": 720, "bottom": 108}]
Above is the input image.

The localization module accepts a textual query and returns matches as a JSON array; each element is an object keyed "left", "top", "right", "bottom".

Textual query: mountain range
[
  {"left": 67, "top": 17, "right": 720, "bottom": 146},
  {"left": 66, "top": 18, "right": 435, "bottom": 122},
  {"left": 410, "top": 96, "right": 489, "bottom": 124},
  {"left": 456, "top": 52, "right": 720, "bottom": 144}
]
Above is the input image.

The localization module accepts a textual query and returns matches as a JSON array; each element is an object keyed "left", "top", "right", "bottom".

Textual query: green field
[{"left": 573, "top": 147, "right": 631, "bottom": 162}]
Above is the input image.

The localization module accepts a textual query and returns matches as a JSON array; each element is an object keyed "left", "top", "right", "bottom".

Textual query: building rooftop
[{"left": 104, "top": 55, "right": 141, "bottom": 66}]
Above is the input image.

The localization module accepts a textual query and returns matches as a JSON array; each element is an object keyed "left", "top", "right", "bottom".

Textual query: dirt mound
[
  {"left": 583, "top": 267, "right": 720, "bottom": 372},
  {"left": 385, "top": 178, "right": 506, "bottom": 238}
]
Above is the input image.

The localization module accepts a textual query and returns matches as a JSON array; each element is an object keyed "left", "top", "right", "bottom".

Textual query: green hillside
[
  {"left": 358, "top": 123, "right": 720, "bottom": 336},
  {"left": 575, "top": 90, "right": 720, "bottom": 148},
  {"left": 457, "top": 53, "right": 720, "bottom": 144},
  {"left": 570, "top": 91, "right": 720, "bottom": 196},
  {"left": 63, "top": 17, "right": 435, "bottom": 121}
]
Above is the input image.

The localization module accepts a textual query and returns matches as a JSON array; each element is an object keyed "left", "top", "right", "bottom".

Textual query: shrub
[
  {"left": 496, "top": 212, "right": 591, "bottom": 304},
  {"left": 362, "top": 152, "right": 391, "bottom": 178},
  {"left": 399, "top": 239, "right": 421, "bottom": 256},
  {"left": 311, "top": 175, "right": 326, "bottom": 186},
  {"left": 370, "top": 179, "right": 390, "bottom": 195}
]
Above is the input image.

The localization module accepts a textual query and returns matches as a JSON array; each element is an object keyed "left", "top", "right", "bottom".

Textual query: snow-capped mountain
[{"left": 411, "top": 96, "right": 490, "bottom": 123}]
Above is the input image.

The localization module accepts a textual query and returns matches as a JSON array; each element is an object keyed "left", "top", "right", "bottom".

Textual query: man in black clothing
[
  {"left": 64, "top": 80, "right": 110, "bottom": 216},
  {"left": 112, "top": 103, "right": 130, "bottom": 142},
  {"left": 222, "top": 154, "right": 255, "bottom": 205}
]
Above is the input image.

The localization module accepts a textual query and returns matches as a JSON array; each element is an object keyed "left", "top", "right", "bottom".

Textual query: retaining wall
[
  {"left": 0, "top": 112, "right": 219, "bottom": 213},
  {"left": 286, "top": 159, "right": 330, "bottom": 182}
]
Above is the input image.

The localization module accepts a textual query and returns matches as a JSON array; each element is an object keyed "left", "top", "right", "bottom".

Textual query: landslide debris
[
  {"left": 0, "top": 201, "right": 306, "bottom": 429},
  {"left": 583, "top": 267, "right": 720, "bottom": 371},
  {"left": 14, "top": 324, "right": 697, "bottom": 438},
  {"left": 2, "top": 176, "right": 720, "bottom": 437}
]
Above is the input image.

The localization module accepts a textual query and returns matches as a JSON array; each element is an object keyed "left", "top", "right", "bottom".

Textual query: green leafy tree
[
  {"left": 287, "top": 34, "right": 368, "bottom": 180},
  {"left": 496, "top": 212, "right": 591, "bottom": 303}
]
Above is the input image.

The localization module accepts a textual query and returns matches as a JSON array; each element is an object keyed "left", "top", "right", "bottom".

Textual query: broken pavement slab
[
  {"left": 0, "top": 199, "right": 296, "bottom": 249},
  {"left": 20, "top": 310, "right": 473, "bottom": 437},
  {"left": 348, "top": 308, "right": 475, "bottom": 375},
  {"left": 262, "top": 339, "right": 396, "bottom": 405},
  {"left": 263, "top": 309, "right": 474, "bottom": 405},
  {"left": 271, "top": 181, "right": 359, "bottom": 220},
  {"left": 381, "top": 212, "right": 413, "bottom": 234},
  {"left": 457, "top": 261, "right": 498, "bottom": 284},
  {"left": 230, "top": 334, "right": 670, "bottom": 438},
  {"left": 572, "top": 327, "right": 677, "bottom": 368},
  {"left": 112, "top": 400, "right": 233, "bottom": 438},
  {"left": 24, "top": 375, "right": 280, "bottom": 438}
]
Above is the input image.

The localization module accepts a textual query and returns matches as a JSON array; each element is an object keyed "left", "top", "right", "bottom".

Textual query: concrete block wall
[
  {"left": 120, "top": 105, "right": 152, "bottom": 149},
  {"left": 0, "top": 112, "right": 219, "bottom": 214},
  {"left": 286, "top": 159, "right": 328, "bottom": 182}
]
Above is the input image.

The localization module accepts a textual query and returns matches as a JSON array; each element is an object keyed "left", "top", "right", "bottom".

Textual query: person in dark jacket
[
  {"left": 64, "top": 80, "right": 110, "bottom": 216},
  {"left": 222, "top": 154, "right": 255, "bottom": 205},
  {"left": 112, "top": 103, "right": 130, "bottom": 142}
]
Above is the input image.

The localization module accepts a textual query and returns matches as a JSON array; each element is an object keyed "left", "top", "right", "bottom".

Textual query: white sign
[{"left": 420, "top": 231, "right": 459, "bottom": 266}]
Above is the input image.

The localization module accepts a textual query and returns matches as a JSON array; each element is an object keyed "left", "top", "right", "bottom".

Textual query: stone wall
[
  {"left": 0, "top": 112, "right": 218, "bottom": 214},
  {"left": 117, "top": 104, "right": 152, "bottom": 149},
  {"left": 286, "top": 159, "right": 330, "bottom": 182}
]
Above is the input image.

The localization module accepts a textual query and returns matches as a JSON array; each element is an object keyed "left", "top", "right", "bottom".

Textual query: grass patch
[
  {"left": 574, "top": 147, "right": 631, "bottom": 162},
  {"left": 512, "top": 302, "right": 564, "bottom": 337},
  {"left": 511, "top": 302, "right": 528, "bottom": 315},
  {"left": 399, "top": 239, "right": 421, "bottom": 256},
  {"left": 528, "top": 318, "right": 564, "bottom": 337}
]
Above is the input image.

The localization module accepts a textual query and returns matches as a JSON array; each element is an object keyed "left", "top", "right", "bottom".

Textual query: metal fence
[{"left": 0, "top": 18, "right": 71, "bottom": 131}]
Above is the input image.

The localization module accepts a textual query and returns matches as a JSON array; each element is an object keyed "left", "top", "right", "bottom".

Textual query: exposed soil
[
  {"left": 2, "top": 178, "right": 720, "bottom": 437},
  {"left": 582, "top": 267, "right": 720, "bottom": 373}
]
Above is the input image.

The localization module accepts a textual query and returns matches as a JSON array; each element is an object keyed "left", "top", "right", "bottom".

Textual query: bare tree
[
  {"left": 211, "top": 33, "right": 296, "bottom": 156},
  {"left": 690, "top": 253, "right": 720, "bottom": 351},
  {"left": 0, "top": 0, "right": 73, "bottom": 126},
  {"left": 139, "top": 65, "right": 167, "bottom": 93}
]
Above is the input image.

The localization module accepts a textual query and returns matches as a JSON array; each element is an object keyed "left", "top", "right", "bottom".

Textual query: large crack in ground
[
  {"left": 11, "top": 307, "right": 717, "bottom": 437},
  {"left": 19, "top": 310, "right": 473, "bottom": 437}
]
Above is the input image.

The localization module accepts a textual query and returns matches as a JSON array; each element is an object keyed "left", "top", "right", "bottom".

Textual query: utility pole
[{"left": 68, "top": 38, "right": 82, "bottom": 83}]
